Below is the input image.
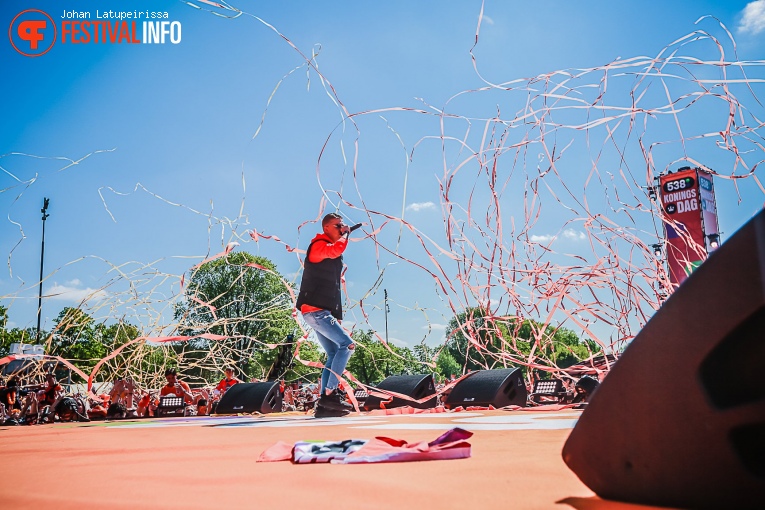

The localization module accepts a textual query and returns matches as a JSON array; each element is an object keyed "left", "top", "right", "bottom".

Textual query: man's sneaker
[
  {"left": 314, "top": 404, "right": 350, "bottom": 418},
  {"left": 318, "top": 390, "right": 353, "bottom": 412}
]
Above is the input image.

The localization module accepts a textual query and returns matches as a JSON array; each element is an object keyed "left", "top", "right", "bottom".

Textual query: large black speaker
[
  {"left": 562, "top": 209, "right": 765, "bottom": 509},
  {"left": 444, "top": 368, "right": 527, "bottom": 409},
  {"left": 215, "top": 382, "right": 282, "bottom": 415},
  {"left": 362, "top": 374, "right": 437, "bottom": 410}
]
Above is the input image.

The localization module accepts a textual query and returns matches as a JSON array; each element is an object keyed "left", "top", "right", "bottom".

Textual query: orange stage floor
[{"left": 0, "top": 409, "right": 672, "bottom": 509}]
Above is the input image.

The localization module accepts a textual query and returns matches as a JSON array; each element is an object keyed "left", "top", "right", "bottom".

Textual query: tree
[
  {"left": 435, "top": 349, "right": 461, "bottom": 381},
  {"left": 48, "top": 307, "right": 104, "bottom": 368},
  {"left": 444, "top": 307, "right": 513, "bottom": 373},
  {"left": 174, "top": 251, "right": 298, "bottom": 379},
  {"left": 47, "top": 308, "right": 141, "bottom": 373},
  {"left": 0, "top": 305, "right": 38, "bottom": 358},
  {"left": 445, "top": 307, "right": 601, "bottom": 377},
  {"left": 413, "top": 343, "right": 461, "bottom": 382},
  {"left": 345, "top": 330, "right": 422, "bottom": 385}
]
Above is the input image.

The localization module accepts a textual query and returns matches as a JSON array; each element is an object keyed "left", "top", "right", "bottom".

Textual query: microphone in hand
[{"left": 349, "top": 223, "right": 362, "bottom": 233}]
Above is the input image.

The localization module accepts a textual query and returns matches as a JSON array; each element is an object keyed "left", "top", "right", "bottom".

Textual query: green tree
[
  {"left": 48, "top": 307, "right": 105, "bottom": 368},
  {"left": 445, "top": 307, "right": 601, "bottom": 376},
  {"left": 46, "top": 308, "right": 141, "bottom": 373},
  {"left": 435, "top": 349, "right": 461, "bottom": 381},
  {"left": 174, "top": 251, "right": 298, "bottom": 379},
  {"left": 0, "top": 305, "right": 39, "bottom": 358},
  {"left": 345, "top": 330, "right": 422, "bottom": 385},
  {"left": 412, "top": 343, "right": 460, "bottom": 382},
  {"left": 445, "top": 307, "right": 513, "bottom": 373}
]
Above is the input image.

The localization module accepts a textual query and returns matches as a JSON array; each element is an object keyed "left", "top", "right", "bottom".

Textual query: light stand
[{"left": 36, "top": 198, "right": 50, "bottom": 343}]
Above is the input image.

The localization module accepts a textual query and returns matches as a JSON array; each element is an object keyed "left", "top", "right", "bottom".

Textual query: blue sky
[{"left": 2, "top": 0, "right": 764, "bottom": 351}]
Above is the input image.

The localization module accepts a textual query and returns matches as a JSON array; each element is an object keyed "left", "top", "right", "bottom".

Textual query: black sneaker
[
  {"left": 318, "top": 390, "right": 353, "bottom": 412},
  {"left": 314, "top": 404, "right": 350, "bottom": 418}
]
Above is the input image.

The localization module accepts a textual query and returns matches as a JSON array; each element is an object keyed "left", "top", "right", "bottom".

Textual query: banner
[{"left": 659, "top": 168, "right": 706, "bottom": 285}]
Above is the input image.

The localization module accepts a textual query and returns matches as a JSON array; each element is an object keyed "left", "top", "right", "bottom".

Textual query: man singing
[{"left": 296, "top": 213, "right": 356, "bottom": 418}]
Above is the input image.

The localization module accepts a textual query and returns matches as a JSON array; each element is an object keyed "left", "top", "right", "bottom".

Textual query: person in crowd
[
  {"left": 106, "top": 402, "right": 128, "bottom": 420},
  {"left": 202, "top": 366, "right": 240, "bottom": 415},
  {"left": 36, "top": 373, "right": 64, "bottom": 422},
  {"left": 87, "top": 395, "right": 109, "bottom": 420},
  {"left": 109, "top": 377, "right": 137, "bottom": 410},
  {"left": 282, "top": 380, "right": 296, "bottom": 412},
  {"left": 136, "top": 392, "right": 159, "bottom": 418},
  {"left": 0, "top": 378, "right": 18, "bottom": 424},
  {"left": 0, "top": 377, "right": 21, "bottom": 414},
  {"left": 193, "top": 386, "right": 212, "bottom": 416},
  {"left": 18, "top": 392, "right": 40, "bottom": 424},
  {"left": 160, "top": 368, "right": 193, "bottom": 405},
  {"left": 214, "top": 366, "right": 241, "bottom": 396},
  {"left": 54, "top": 395, "right": 89, "bottom": 422},
  {"left": 37, "top": 373, "right": 63, "bottom": 408}
]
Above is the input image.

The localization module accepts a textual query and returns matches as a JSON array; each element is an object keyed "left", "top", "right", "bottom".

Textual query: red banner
[{"left": 659, "top": 169, "right": 706, "bottom": 285}]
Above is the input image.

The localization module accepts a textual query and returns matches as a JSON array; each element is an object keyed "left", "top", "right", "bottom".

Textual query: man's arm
[
  {"left": 179, "top": 382, "right": 193, "bottom": 400},
  {"left": 308, "top": 236, "right": 348, "bottom": 263}
]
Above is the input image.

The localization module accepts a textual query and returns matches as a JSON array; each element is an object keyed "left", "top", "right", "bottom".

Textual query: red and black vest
[{"left": 296, "top": 240, "right": 344, "bottom": 320}]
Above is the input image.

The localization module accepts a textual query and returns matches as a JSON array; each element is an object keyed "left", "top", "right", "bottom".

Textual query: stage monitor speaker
[
  {"left": 362, "top": 374, "right": 437, "bottom": 410},
  {"left": 444, "top": 368, "right": 527, "bottom": 409},
  {"left": 562, "top": 209, "right": 765, "bottom": 509},
  {"left": 215, "top": 382, "right": 282, "bottom": 415}
]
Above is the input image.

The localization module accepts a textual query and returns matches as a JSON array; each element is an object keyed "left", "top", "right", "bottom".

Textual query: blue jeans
[{"left": 302, "top": 310, "right": 355, "bottom": 392}]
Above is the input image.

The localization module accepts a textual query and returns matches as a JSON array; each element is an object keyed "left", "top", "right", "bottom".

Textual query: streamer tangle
[{"left": 2, "top": 5, "right": 763, "bottom": 393}]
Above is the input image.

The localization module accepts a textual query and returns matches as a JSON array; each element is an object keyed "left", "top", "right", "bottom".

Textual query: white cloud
[
  {"left": 46, "top": 282, "right": 107, "bottom": 302},
  {"left": 422, "top": 323, "right": 447, "bottom": 331},
  {"left": 738, "top": 1, "right": 765, "bottom": 35},
  {"left": 563, "top": 229, "right": 586, "bottom": 241},
  {"left": 530, "top": 229, "right": 586, "bottom": 243},
  {"left": 406, "top": 201, "right": 436, "bottom": 212},
  {"left": 387, "top": 336, "right": 408, "bottom": 348},
  {"left": 482, "top": 15, "right": 495, "bottom": 25}
]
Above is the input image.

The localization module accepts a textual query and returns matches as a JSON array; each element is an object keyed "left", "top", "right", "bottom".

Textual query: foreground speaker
[
  {"left": 215, "top": 382, "right": 282, "bottom": 415},
  {"left": 362, "top": 374, "right": 437, "bottom": 410},
  {"left": 563, "top": 210, "right": 765, "bottom": 509},
  {"left": 444, "top": 368, "right": 527, "bottom": 409}
]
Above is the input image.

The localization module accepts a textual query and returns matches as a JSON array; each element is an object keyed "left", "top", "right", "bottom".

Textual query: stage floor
[{"left": 0, "top": 409, "right": 671, "bottom": 509}]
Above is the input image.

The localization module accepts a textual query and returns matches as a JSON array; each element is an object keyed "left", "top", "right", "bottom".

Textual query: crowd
[
  {"left": 282, "top": 381, "right": 321, "bottom": 412},
  {"left": 0, "top": 373, "right": 89, "bottom": 425},
  {"left": 0, "top": 368, "right": 601, "bottom": 426},
  {"left": 0, "top": 366, "right": 326, "bottom": 426}
]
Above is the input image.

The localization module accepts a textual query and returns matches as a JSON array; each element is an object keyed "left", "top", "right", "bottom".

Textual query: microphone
[{"left": 349, "top": 223, "right": 362, "bottom": 232}]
